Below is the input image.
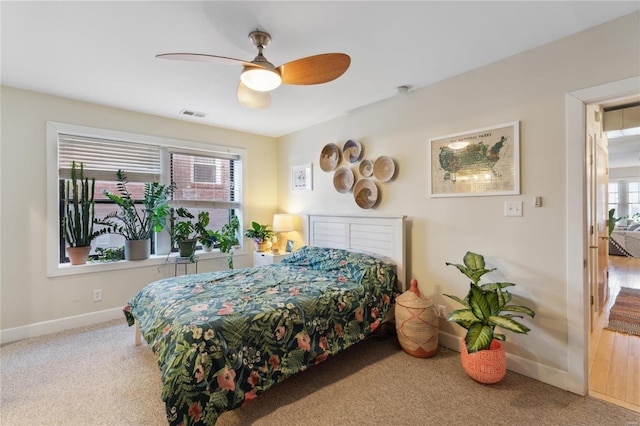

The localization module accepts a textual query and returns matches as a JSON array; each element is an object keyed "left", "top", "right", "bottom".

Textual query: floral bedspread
[{"left": 124, "top": 246, "right": 397, "bottom": 426}]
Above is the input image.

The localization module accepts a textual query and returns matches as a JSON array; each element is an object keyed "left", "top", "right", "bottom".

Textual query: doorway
[
  {"left": 585, "top": 96, "right": 640, "bottom": 412},
  {"left": 565, "top": 76, "right": 640, "bottom": 397}
]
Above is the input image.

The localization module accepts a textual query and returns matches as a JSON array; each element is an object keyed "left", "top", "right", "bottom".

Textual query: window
[
  {"left": 608, "top": 182, "right": 619, "bottom": 215},
  {"left": 629, "top": 181, "right": 639, "bottom": 217},
  {"left": 47, "top": 122, "right": 246, "bottom": 276},
  {"left": 168, "top": 150, "right": 241, "bottom": 252},
  {"left": 609, "top": 179, "right": 640, "bottom": 221}
]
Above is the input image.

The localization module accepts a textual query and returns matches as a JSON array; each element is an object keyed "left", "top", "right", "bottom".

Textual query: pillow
[
  {"left": 281, "top": 245, "right": 396, "bottom": 285},
  {"left": 628, "top": 222, "right": 640, "bottom": 232}
]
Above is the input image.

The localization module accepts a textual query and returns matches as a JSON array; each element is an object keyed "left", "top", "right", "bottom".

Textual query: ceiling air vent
[{"left": 179, "top": 109, "right": 207, "bottom": 119}]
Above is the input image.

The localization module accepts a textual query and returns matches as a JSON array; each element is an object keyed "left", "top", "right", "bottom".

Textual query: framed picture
[
  {"left": 285, "top": 240, "right": 295, "bottom": 253},
  {"left": 428, "top": 121, "right": 520, "bottom": 197},
  {"left": 292, "top": 163, "right": 313, "bottom": 191}
]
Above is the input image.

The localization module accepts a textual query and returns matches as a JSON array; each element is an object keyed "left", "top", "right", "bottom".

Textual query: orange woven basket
[{"left": 460, "top": 338, "right": 506, "bottom": 384}]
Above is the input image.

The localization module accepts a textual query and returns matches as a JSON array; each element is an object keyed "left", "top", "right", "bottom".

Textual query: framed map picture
[{"left": 428, "top": 122, "right": 520, "bottom": 197}]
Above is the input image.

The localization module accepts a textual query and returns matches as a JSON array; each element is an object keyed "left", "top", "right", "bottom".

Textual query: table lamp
[{"left": 272, "top": 214, "right": 294, "bottom": 254}]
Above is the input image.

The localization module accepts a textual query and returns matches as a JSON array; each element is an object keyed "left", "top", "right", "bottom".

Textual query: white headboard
[{"left": 307, "top": 214, "right": 407, "bottom": 291}]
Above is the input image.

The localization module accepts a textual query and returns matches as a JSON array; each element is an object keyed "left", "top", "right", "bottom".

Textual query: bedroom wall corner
[{"left": 0, "top": 86, "right": 278, "bottom": 341}]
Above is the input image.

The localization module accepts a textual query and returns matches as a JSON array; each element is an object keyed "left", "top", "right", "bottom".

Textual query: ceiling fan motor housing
[{"left": 248, "top": 30, "right": 271, "bottom": 49}]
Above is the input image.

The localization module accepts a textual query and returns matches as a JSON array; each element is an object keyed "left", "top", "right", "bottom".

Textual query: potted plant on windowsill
[
  {"left": 243, "top": 221, "right": 274, "bottom": 252},
  {"left": 212, "top": 214, "right": 240, "bottom": 269},
  {"left": 172, "top": 208, "right": 211, "bottom": 260},
  {"left": 62, "top": 161, "right": 108, "bottom": 265},
  {"left": 199, "top": 228, "right": 217, "bottom": 253},
  {"left": 96, "top": 170, "right": 173, "bottom": 261},
  {"left": 443, "top": 251, "right": 535, "bottom": 384}
]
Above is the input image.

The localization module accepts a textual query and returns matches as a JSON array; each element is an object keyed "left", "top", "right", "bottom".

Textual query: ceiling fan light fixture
[{"left": 241, "top": 67, "right": 281, "bottom": 92}]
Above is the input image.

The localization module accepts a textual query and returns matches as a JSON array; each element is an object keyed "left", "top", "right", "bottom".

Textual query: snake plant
[
  {"left": 62, "top": 161, "right": 106, "bottom": 247},
  {"left": 443, "top": 251, "right": 535, "bottom": 353}
]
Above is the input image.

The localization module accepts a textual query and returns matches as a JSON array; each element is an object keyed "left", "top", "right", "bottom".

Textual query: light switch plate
[{"left": 504, "top": 201, "right": 523, "bottom": 217}]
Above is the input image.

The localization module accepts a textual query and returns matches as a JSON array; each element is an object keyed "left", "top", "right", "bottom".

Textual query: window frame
[{"left": 47, "top": 121, "right": 247, "bottom": 277}]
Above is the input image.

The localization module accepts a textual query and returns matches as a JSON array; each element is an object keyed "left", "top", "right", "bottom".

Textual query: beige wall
[
  {"left": 1, "top": 10, "right": 638, "bottom": 391},
  {"left": 0, "top": 87, "right": 278, "bottom": 332},
  {"left": 277, "top": 13, "right": 639, "bottom": 383}
]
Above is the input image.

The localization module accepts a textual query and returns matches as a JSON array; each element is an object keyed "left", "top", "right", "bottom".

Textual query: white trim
[
  {"left": 565, "top": 76, "right": 640, "bottom": 396},
  {"left": 0, "top": 307, "right": 124, "bottom": 344},
  {"left": 48, "top": 249, "right": 248, "bottom": 277}
]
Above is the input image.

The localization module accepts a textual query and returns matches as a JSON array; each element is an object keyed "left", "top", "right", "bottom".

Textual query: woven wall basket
[
  {"left": 395, "top": 279, "right": 439, "bottom": 358},
  {"left": 460, "top": 337, "right": 506, "bottom": 384}
]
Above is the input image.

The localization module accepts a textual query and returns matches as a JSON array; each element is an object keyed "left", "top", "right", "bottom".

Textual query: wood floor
[{"left": 589, "top": 255, "right": 640, "bottom": 413}]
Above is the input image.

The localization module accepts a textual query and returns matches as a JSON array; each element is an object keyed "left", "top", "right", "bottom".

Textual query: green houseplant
[
  {"left": 213, "top": 214, "right": 240, "bottom": 269},
  {"left": 172, "top": 208, "right": 211, "bottom": 259},
  {"left": 62, "top": 161, "right": 107, "bottom": 265},
  {"left": 96, "top": 170, "right": 173, "bottom": 260},
  {"left": 199, "top": 228, "right": 218, "bottom": 252},
  {"left": 443, "top": 251, "right": 535, "bottom": 383},
  {"left": 444, "top": 251, "right": 535, "bottom": 352},
  {"left": 243, "top": 221, "right": 274, "bottom": 252}
]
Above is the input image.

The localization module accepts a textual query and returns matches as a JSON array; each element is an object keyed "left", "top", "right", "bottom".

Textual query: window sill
[{"left": 49, "top": 249, "right": 247, "bottom": 277}]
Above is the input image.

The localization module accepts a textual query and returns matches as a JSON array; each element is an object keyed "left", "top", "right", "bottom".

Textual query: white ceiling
[{"left": 2, "top": 1, "right": 639, "bottom": 138}]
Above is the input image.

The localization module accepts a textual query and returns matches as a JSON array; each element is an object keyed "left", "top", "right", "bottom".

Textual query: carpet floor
[
  {"left": 606, "top": 287, "right": 640, "bottom": 336},
  {"left": 1, "top": 319, "right": 639, "bottom": 426}
]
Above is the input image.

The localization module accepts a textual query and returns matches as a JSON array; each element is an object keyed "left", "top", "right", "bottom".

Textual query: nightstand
[{"left": 254, "top": 251, "right": 290, "bottom": 267}]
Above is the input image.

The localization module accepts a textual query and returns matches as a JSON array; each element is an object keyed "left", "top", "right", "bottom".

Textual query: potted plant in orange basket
[{"left": 443, "top": 251, "right": 535, "bottom": 384}]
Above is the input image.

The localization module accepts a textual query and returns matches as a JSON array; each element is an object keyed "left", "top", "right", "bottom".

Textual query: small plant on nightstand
[{"left": 244, "top": 221, "right": 274, "bottom": 252}]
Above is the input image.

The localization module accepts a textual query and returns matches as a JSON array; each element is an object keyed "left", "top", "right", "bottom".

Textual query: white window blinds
[
  {"left": 58, "top": 134, "right": 161, "bottom": 182},
  {"left": 169, "top": 149, "right": 241, "bottom": 210}
]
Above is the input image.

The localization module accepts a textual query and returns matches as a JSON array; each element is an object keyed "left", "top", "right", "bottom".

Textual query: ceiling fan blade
[
  {"left": 278, "top": 53, "right": 351, "bottom": 85},
  {"left": 156, "top": 53, "right": 257, "bottom": 67},
  {"left": 237, "top": 82, "right": 271, "bottom": 109}
]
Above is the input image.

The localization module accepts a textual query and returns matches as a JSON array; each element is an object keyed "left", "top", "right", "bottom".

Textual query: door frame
[{"left": 565, "top": 76, "right": 640, "bottom": 395}]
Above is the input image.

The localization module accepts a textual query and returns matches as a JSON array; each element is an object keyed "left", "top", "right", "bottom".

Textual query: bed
[{"left": 124, "top": 214, "right": 406, "bottom": 425}]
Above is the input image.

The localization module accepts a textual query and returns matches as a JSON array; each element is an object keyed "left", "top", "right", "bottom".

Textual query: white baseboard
[
  {"left": 0, "top": 307, "right": 124, "bottom": 344},
  {"left": 438, "top": 331, "right": 570, "bottom": 392}
]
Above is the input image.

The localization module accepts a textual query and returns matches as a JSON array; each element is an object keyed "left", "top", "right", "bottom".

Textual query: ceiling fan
[{"left": 157, "top": 30, "right": 351, "bottom": 109}]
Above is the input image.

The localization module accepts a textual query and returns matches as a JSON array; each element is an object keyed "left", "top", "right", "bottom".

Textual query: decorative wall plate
[
  {"left": 353, "top": 178, "right": 379, "bottom": 209},
  {"left": 333, "top": 166, "right": 354, "bottom": 193},
  {"left": 359, "top": 159, "right": 373, "bottom": 177},
  {"left": 319, "top": 143, "right": 341, "bottom": 172},
  {"left": 343, "top": 139, "right": 363, "bottom": 163},
  {"left": 373, "top": 156, "right": 395, "bottom": 182}
]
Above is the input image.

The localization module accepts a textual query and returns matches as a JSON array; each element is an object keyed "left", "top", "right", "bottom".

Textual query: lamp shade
[{"left": 273, "top": 214, "right": 294, "bottom": 232}]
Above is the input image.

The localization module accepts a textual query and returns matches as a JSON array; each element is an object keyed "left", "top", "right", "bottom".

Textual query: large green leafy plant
[
  {"left": 171, "top": 208, "right": 210, "bottom": 243},
  {"left": 96, "top": 170, "right": 173, "bottom": 240},
  {"left": 443, "top": 251, "right": 535, "bottom": 353}
]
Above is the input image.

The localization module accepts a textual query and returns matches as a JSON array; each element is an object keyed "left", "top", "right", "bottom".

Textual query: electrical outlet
[
  {"left": 437, "top": 304, "right": 447, "bottom": 318},
  {"left": 93, "top": 289, "right": 102, "bottom": 302}
]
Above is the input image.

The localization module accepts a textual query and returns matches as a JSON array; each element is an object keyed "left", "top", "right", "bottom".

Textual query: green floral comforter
[{"left": 124, "top": 246, "right": 397, "bottom": 426}]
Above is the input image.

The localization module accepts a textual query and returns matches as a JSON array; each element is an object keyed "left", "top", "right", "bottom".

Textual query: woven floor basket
[{"left": 395, "top": 279, "right": 439, "bottom": 358}]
